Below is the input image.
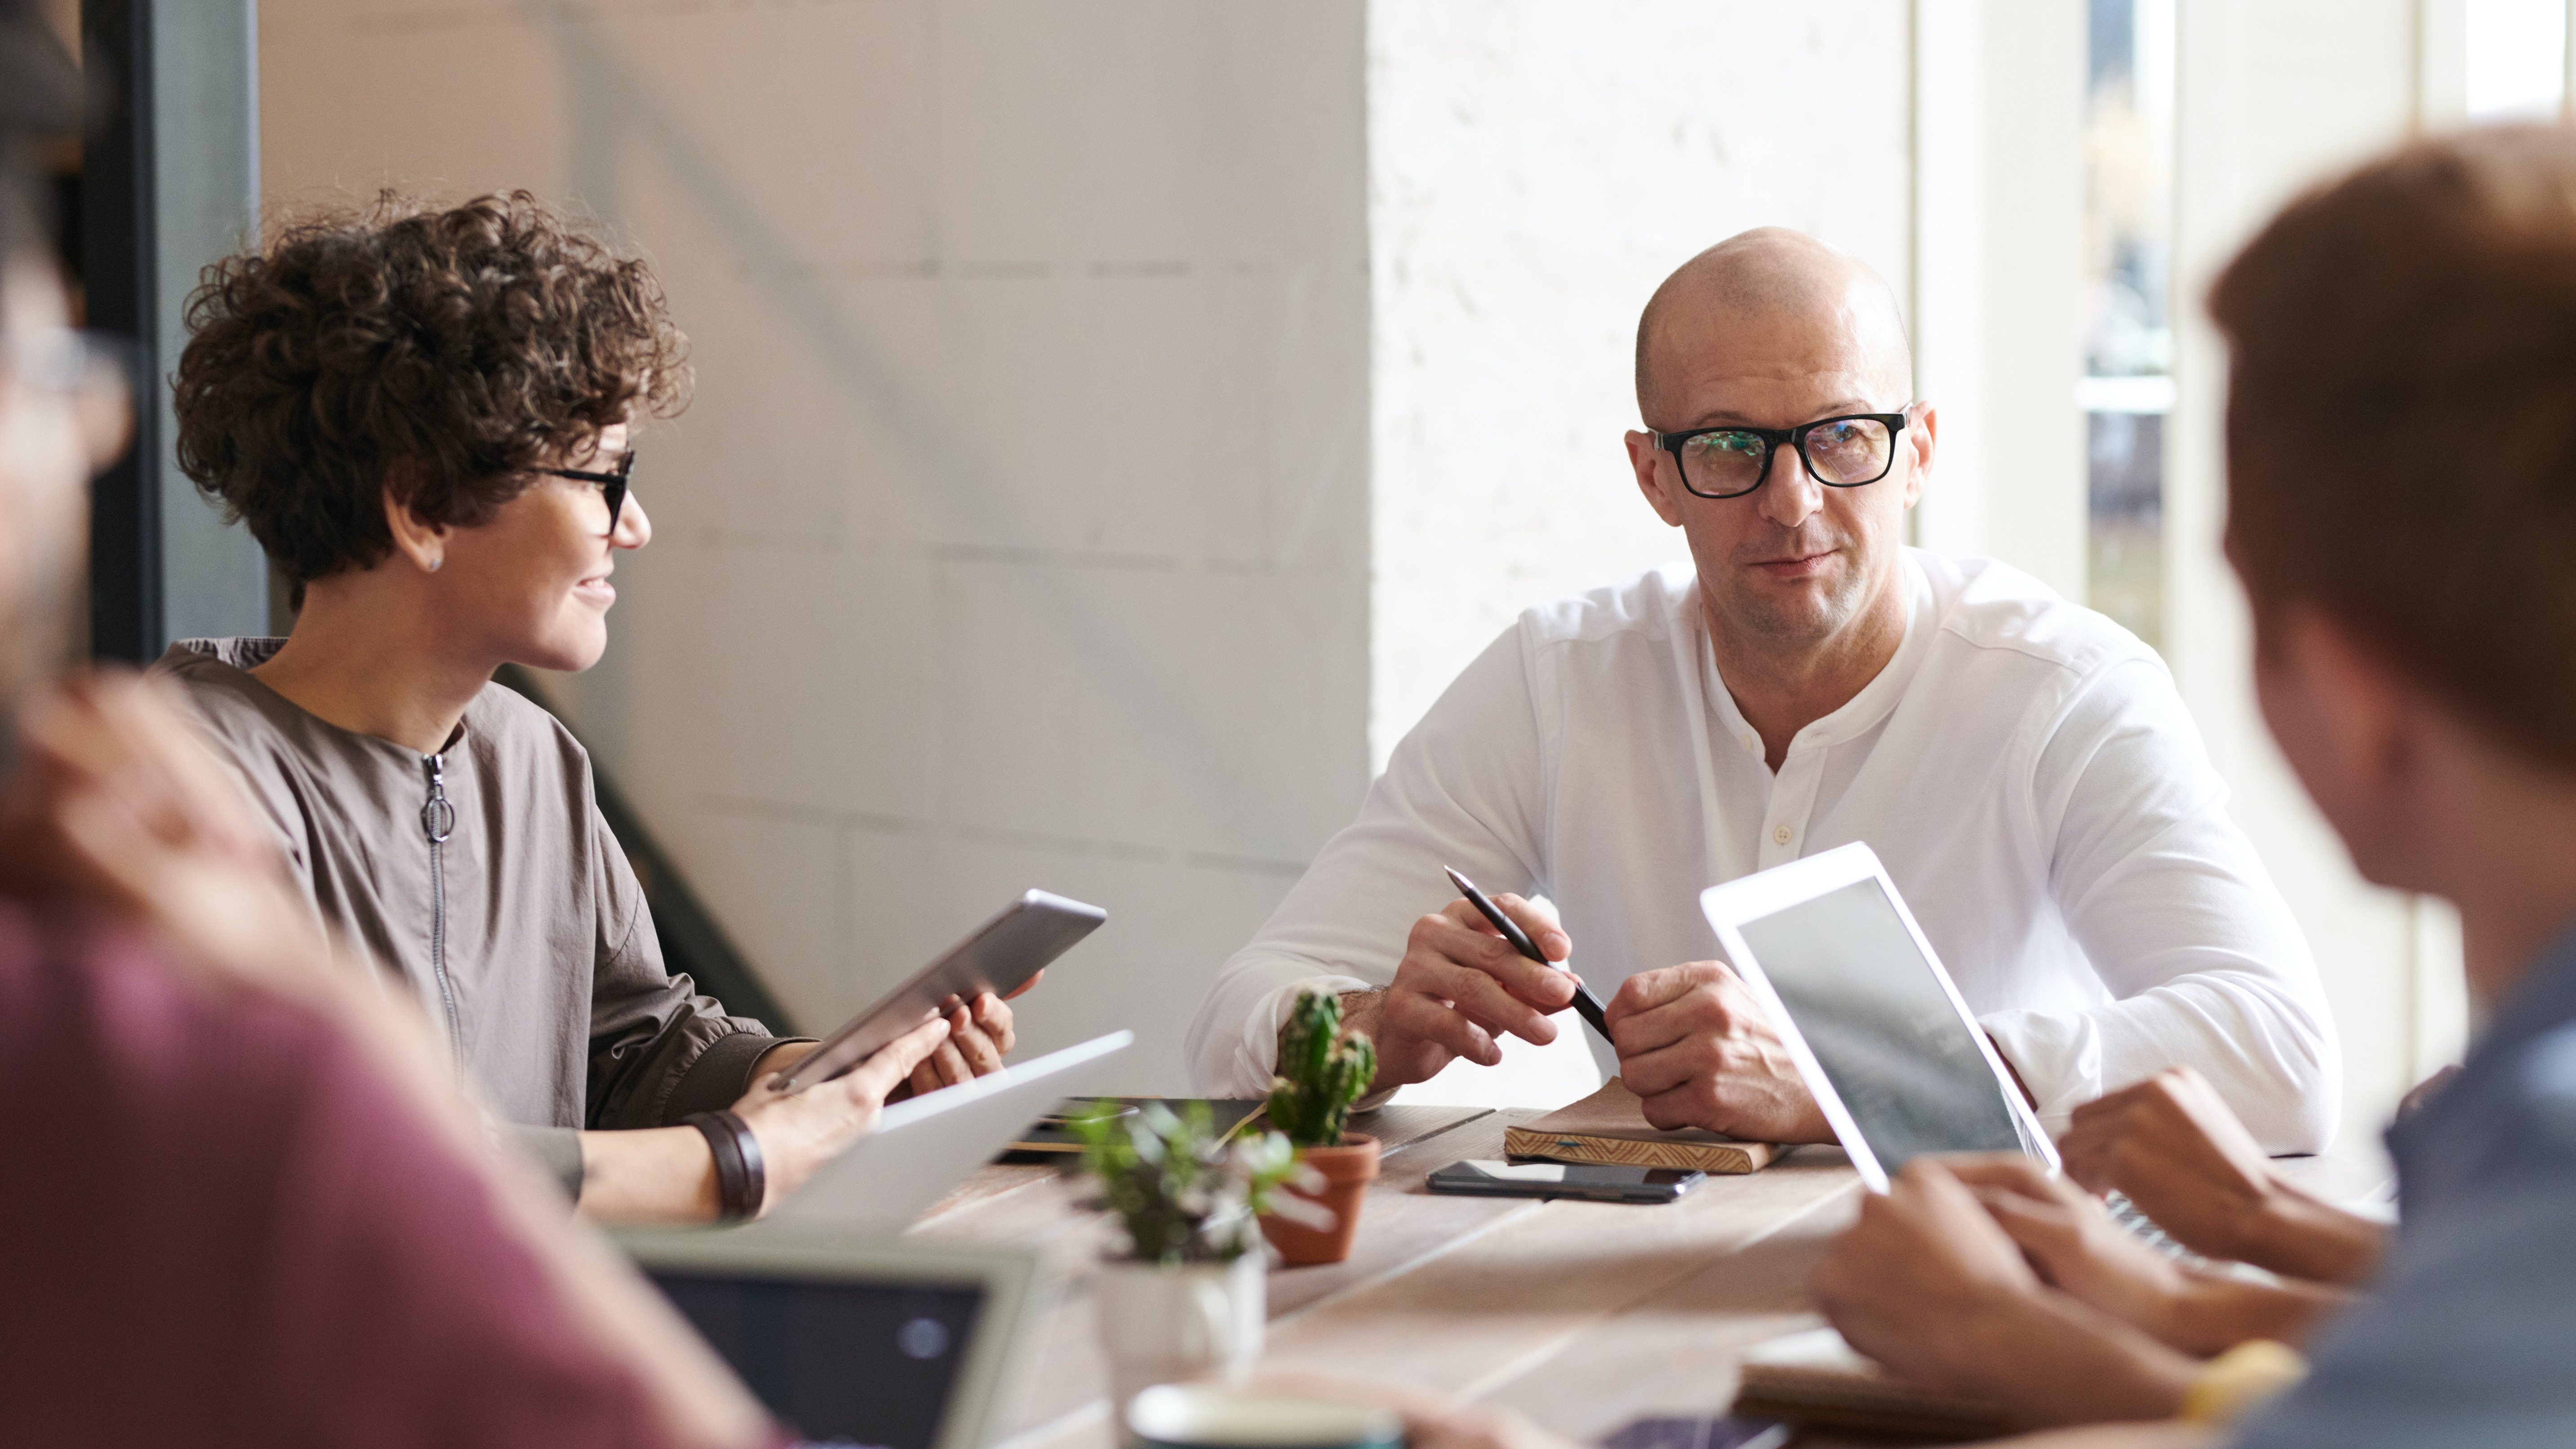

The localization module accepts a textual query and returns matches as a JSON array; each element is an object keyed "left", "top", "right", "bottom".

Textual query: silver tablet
[{"left": 784, "top": 889, "right": 1106, "bottom": 1094}]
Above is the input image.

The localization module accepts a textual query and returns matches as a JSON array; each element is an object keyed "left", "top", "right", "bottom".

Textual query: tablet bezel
[
  {"left": 786, "top": 889, "right": 1106, "bottom": 1094},
  {"left": 1697, "top": 841, "right": 2058, "bottom": 1194},
  {"left": 616, "top": 1230, "right": 1043, "bottom": 1449}
]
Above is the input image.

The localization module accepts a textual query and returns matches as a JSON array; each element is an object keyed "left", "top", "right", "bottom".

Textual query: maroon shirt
[{"left": 0, "top": 903, "right": 684, "bottom": 1447}]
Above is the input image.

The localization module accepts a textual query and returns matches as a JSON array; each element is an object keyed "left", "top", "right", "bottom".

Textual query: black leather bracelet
[{"left": 683, "top": 1110, "right": 766, "bottom": 1222}]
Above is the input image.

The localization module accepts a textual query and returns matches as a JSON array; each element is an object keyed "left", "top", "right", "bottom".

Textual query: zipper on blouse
[{"left": 419, "top": 753, "right": 463, "bottom": 1062}]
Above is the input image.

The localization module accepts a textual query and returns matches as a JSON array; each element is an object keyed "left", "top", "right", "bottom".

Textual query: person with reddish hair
[{"left": 1808, "top": 124, "right": 2576, "bottom": 1445}]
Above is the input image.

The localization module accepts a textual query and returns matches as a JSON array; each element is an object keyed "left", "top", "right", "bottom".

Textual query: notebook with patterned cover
[{"left": 1502, "top": 1077, "right": 1781, "bottom": 1174}]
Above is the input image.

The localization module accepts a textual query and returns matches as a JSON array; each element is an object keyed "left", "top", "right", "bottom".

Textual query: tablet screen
[
  {"left": 1736, "top": 877, "right": 2023, "bottom": 1170},
  {"left": 650, "top": 1270, "right": 986, "bottom": 1449}
]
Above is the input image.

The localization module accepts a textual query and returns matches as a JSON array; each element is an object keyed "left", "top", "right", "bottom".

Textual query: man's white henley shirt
[{"left": 1185, "top": 551, "right": 2340, "bottom": 1151}]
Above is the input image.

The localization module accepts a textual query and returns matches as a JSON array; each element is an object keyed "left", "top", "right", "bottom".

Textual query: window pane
[
  {"left": 2467, "top": 0, "right": 2568, "bottom": 121},
  {"left": 2083, "top": 0, "right": 2174, "bottom": 653},
  {"left": 2087, "top": 411, "right": 2163, "bottom": 651}
]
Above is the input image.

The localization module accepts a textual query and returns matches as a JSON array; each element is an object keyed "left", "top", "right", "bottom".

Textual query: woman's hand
[
  {"left": 898, "top": 990, "right": 1019, "bottom": 1098},
  {"left": 1813, "top": 1157, "right": 2051, "bottom": 1395},
  {"left": 732, "top": 1015, "right": 954, "bottom": 1210},
  {"left": 1941, "top": 1156, "right": 2198, "bottom": 1349},
  {"left": 1813, "top": 1157, "right": 2200, "bottom": 1428}
]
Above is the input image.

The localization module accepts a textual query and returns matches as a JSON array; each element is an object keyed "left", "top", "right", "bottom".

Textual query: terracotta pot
[{"left": 1260, "top": 1134, "right": 1381, "bottom": 1266}]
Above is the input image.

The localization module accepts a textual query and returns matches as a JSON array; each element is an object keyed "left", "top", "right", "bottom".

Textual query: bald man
[{"left": 1186, "top": 229, "right": 2338, "bottom": 1152}]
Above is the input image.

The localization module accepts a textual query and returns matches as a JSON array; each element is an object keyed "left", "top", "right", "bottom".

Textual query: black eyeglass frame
[
  {"left": 1650, "top": 411, "right": 1913, "bottom": 500},
  {"left": 533, "top": 448, "right": 635, "bottom": 533}
]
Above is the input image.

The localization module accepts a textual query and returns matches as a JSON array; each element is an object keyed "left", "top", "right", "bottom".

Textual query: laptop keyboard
[{"left": 2105, "top": 1190, "right": 2205, "bottom": 1264}]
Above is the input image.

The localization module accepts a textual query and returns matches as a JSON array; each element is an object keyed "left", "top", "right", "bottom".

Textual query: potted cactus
[
  {"left": 1070, "top": 1100, "right": 1309, "bottom": 1409},
  {"left": 1258, "top": 989, "right": 1382, "bottom": 1266}
]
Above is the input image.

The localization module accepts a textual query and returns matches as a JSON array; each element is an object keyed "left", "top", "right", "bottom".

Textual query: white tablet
[
  {"left": 618, "top": 1229, "right": 1042, "bottom": 1449},
  {"left": 764, "top": 1029, "right": 1133, "bottom": 1233},
  {"left": 1698, "top": 842, "right": 2055, "bottom": 1193}
]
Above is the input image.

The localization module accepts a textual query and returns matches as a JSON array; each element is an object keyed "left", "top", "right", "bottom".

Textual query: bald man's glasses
[{"left": 1652, "top": 412, "right": 1909, "bottom": 500}]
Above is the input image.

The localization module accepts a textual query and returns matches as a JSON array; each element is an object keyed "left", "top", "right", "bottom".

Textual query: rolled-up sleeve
[
  {"left": 580, "top": 808, "right": 804, "bottom": 1130},
  {"left": 1982, "top": 657, "right": 2341, "bottom": 1152}
]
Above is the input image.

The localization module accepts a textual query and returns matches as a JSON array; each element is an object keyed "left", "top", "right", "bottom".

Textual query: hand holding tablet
[{"left": 782, "top": 890, "right": 1106, "bottom": 1095}]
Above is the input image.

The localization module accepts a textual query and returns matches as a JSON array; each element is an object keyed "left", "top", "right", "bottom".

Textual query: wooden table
[{"left": 909, "top": 1108, "right": 2394, "bottom": 1449}]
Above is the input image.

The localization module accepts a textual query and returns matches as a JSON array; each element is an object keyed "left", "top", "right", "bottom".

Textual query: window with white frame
[{"left": 2080, "top": 0, "right": 2175, "bottom": 653}]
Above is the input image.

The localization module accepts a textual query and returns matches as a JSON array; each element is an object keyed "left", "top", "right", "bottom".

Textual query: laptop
[
  {"left": 1696, "top": 842, "right": 2056, "bottom": 1193},
  {"left": 764, "top": 1029, "right": 1133, "bottom": 1232},
  {"left": 620, "top": 1229, "right": 1042, "bottom": 1449}
]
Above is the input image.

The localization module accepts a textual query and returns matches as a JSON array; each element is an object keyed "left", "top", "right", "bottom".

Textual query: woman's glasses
[{"left": 533, "top": 448, "right": 635, "bottom": 534}]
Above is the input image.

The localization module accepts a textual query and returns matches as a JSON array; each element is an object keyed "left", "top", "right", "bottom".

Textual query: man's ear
[
  {"left": 1900, "top": 403, "right": 1936, "bottom": 510},
  {"left": 2256, "top": 603, "right": 2428, "bottom": 880},
  {"left": 379, "top": 464, "right": 450, "bottom": 574},
  {"left": 2287, "top": 608, "right": 2412, "bottom": 753},
  {"left": 1626, "top": 430, "right": 1686, "bottom": 527}
]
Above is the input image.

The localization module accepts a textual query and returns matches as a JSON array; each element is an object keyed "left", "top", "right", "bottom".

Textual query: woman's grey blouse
[{"left": 157, "top": 637, "right": 791, "bottom": 1197}]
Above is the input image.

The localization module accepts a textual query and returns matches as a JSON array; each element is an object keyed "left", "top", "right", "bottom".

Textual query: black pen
[{"left": 1443, "top": 865, "right": 1612, "bottom": 1044}]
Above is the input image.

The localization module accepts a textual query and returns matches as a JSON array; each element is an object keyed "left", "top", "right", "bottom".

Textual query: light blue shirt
[{"left": 2233, "top": 918, "right": 2576, "bottom": 1446}]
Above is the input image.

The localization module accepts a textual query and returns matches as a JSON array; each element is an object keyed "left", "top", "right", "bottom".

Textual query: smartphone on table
[{"left": 1426, "top": 1159, "right": 1704, "bottom": 1204}]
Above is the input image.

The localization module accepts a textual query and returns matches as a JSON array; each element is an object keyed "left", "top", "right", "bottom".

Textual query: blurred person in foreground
[
  {"left": 1806, "top": 124, "right": 2576, "bottom": 1445},
  {"left": 1188, "top": 223, "right": 2336, "bottom": 1156},
  {"left": 151, "top": 190, "right": 1016, "bottom": 1223},
  {"left": 0, "top": 11, "right": 896, "bottom": 1442}
]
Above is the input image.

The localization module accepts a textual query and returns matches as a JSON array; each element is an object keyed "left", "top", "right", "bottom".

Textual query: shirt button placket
[{"left": 1763, "top": 741, "right": 1821, "bottom": 867}]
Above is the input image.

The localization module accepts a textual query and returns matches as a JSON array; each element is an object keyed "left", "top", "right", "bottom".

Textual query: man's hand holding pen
[{"left": 1347, "top": 890, "right": 1581, "bottom": 1094}]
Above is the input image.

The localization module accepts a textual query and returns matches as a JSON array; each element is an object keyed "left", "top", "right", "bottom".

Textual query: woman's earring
[{"left": 426, "top": 556, "right": 442, "bottom": 573}]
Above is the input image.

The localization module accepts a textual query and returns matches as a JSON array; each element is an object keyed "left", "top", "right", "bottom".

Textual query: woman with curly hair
[{"left": 155, "top": 191, "right": 1019, "bottom": 1225}]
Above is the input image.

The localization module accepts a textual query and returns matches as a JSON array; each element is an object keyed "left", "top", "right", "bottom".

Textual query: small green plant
[
  {"left": 1070, "top": 1099, "right": 1304, "bottom": 1265},
  {"left": 1266, "top": 988, "right": 1377, "bottom": 1149}
]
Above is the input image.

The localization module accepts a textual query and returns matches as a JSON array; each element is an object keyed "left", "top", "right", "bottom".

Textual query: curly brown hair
[{"left": 173, "top": 191, "right": 690, "bottom": 591}]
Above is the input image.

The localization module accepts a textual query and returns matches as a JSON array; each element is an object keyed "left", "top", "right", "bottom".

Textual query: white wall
[
  {"left": 1365, "top": 1, "right": 1913, "bottom": 769},
  {"left": 260, "top": 0, "right": 1372, "bottom": 1091}
]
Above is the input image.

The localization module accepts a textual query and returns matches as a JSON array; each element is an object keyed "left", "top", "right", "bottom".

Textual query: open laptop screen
[
  {"left": 649, "top": 1271, "right": 986, "bottom": 1449},
  {"left": 1735, "top": 877, "right": 2023, "bottom": 1170}
]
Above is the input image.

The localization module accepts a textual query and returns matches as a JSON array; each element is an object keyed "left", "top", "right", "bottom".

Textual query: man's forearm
[
  {"left": 2239, "top": 1184, "right": 2387, "bottom": 1285},
  {"left": 1949, "top": 1293, "right": 2202, "bottom": 1428},
  {"left": 2160, "top": 1272, "right": 2350, "bottom": 1355}
]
